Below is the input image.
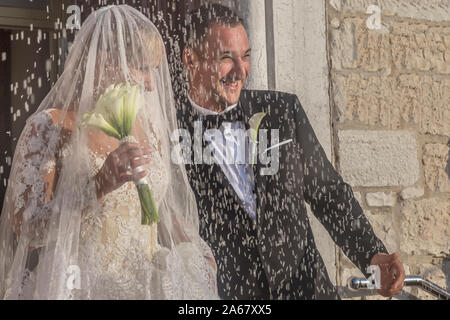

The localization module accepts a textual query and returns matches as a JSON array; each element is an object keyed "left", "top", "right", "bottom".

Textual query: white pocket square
[{"left": 261, "top": 139, "right": 293, "bottom": 154}]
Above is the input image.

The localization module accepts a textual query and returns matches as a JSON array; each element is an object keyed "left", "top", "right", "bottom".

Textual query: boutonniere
[{"left": 248, "top": 112, "right": 267, "bottom": 168}]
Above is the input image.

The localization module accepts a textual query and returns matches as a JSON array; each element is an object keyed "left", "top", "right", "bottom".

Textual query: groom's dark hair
[{"left": 184, "top": 3, "right": 244, "bottom": 54}]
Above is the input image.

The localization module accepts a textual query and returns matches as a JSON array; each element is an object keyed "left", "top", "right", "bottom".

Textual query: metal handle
[{"left": 347, "top": 276, "right": 450, "bottom": 300}]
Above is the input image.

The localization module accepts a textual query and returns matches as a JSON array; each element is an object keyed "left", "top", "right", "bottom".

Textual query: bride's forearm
[{"left": 93, "top": 170, "right": 115, "bottom": 202}]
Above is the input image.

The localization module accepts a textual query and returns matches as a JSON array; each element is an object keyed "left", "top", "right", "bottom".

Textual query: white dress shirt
[{"left": 188, "top": 96, "right": 257, "bottom": 220}]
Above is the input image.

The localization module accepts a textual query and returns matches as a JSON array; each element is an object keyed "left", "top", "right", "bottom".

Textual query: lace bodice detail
[
  {"left": 78, "top": 131, "right": 217, "bottom": 300},
  {"left": 77, "top": 122, "right": 170, "bottom": 299},
  {"left": 81, "top": 148, "right": 167, "bottom": 261}
]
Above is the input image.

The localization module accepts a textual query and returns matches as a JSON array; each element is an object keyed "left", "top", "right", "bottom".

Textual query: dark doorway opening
[{"left": 0, "top": 27, "right": 52, "bottom": 207}]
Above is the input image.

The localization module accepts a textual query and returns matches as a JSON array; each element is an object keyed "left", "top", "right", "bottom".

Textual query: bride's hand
[{"left": 94, "top": 142, "right": 152, "bottom": 200}]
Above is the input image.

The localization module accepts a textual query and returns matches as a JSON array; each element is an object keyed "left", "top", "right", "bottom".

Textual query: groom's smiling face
[{"left": 184, "top": 23, "right": 251, "bottom": 112}]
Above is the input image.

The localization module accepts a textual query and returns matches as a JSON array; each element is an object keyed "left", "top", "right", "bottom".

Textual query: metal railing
[{"left": 337, "top": 276, "right": 450, "bottom": 300}]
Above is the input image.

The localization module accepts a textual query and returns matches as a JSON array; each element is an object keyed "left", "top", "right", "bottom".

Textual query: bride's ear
[{"left": 182, "top": 47, "right": 196, "bottom": 69}]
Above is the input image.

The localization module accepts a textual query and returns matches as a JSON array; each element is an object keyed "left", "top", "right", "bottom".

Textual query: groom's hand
[
  {"left": 95, "top": 142, "right": 152, "bottom": 200},
  {"left": 370, "top": 252, "right": 406, "bottom": 297}
]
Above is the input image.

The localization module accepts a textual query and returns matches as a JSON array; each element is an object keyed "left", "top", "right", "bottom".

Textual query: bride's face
[
  {"left": 95, "top": 54, "right": 157, "bottom": 94},
  {"left": 129, "top": 65, "right": 155, "bottom": 92},
  {"left": 96, "top": 32, "right": 162, "bottom": 94},
  {"left": 129, "top": 33, "right": 163, "bottom": 93}
]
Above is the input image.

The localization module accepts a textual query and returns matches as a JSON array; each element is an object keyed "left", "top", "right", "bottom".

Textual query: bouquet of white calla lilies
[
  {"left": 83, "top": 83, "right": 143, "bottom": 139},
  {"left": 82, "top": 112, "right": 121, "bottom": 139},
  {"left": 82, "top": 82, "right": 159, "bottom": 226}
]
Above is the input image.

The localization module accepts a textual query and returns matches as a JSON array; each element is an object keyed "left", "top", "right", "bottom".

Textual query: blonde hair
[{"left": 126, "top": 28, "right": 164, "bottom": 69}]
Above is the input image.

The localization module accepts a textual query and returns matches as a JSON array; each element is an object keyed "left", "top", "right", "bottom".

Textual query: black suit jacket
[{"left": 177, "top": 90, "right": 388, "bottom": 300}]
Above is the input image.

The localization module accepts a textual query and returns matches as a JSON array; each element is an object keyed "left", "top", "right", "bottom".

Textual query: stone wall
[{"left": 327, "top": 0, "right": 450, "bottom": 299}]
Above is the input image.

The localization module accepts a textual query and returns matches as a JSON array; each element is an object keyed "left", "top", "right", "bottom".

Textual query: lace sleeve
[{"left": 11, "top": 111, "right": 61, "bottom": 248}]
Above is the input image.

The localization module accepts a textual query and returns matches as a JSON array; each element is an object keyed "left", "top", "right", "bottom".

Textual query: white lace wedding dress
[{"left": 12, "top": 109, "right": 217, "bottom": 300}]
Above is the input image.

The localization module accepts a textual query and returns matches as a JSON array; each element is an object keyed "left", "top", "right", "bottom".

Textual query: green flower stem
[{"left": 136, "top": 183, "right": 160, "bottom": 226}]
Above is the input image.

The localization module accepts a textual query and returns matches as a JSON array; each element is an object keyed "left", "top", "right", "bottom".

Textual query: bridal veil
[{"left": 0, "top": 4, "right": 217, "bottom": 299}]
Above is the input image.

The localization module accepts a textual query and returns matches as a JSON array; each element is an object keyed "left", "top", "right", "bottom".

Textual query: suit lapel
[{"left": 241, "top": 91, "right": 270, "bottom": 226}]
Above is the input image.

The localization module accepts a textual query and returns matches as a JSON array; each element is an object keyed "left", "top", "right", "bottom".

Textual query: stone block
[
  {"left": 366, "top": 192, "right": 397, "bottom": 207},
  {"left": 330, "top": 18, "right": 390, "bottom": 72},
  {"left": 329, "top": 16, "right": 450, "bottom": 74},
  {"left": 423, "top": 144, "right": 450, "bottom": 193},
  {"left": 391, "top": 24, "right": 450, "bottom": 74},
  {"left": 400, "top": 198, "right": 450, "bottom": 257},
  {"left": 329, "top": 0, "right": 450, "bottom": 22},
  {"left": 400, "top": 186, "right": 425, "bottom": 200},
  {"left": 331, "top": 73, "right": 450, "bottom": 136},
  {"left": 330, "top": 19, "right": 358, "bottom": 70},
  {"left": 364, "top": 210, "right": 399, "bottom": 253},
  {"left": 338, "top": 130, "right": 420, "bottom": 187}
]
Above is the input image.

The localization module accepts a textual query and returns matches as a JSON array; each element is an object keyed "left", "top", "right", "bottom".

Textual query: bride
[{"left": 0, "top": 5, "right": 218, "bottom": 300}]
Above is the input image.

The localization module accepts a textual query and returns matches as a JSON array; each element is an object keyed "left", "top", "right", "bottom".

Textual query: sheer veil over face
[{"left": 0, "top": 5, "right": 217, "bottom": 299}]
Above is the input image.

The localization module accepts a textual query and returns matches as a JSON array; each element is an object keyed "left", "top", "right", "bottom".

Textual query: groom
[{"left": 176, "top": 4, "right": 405, "bottom": 299}]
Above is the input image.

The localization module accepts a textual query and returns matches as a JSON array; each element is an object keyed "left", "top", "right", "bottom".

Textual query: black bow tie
[{"left": 196, "top": 105, "right": 245, "bottom": 130}]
